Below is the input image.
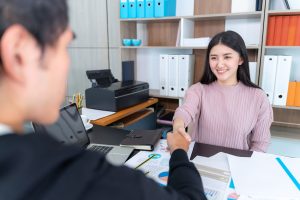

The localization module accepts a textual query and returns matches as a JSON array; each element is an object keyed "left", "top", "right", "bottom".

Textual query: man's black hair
[{"left": 0, "top": 0, "right": 69, "bottom": 49}]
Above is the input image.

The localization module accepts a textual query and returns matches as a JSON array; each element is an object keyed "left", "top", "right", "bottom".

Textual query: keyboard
[{"left": 88, "top": 145, "right": 113, "bottom": 155}]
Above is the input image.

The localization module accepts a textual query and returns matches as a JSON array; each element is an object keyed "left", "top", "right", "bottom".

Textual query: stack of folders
[
  {"left": 120, "top": 129, "right": 162, "bottom": 151},
  {"left": 120, "top": 0, "right": 176, "bottom": 19},
  {"left": 159, "top": 54, "right": 195, "bottom": 98},
  {"left": 261, "top": 55, "right": 294, "bottom": 106}
]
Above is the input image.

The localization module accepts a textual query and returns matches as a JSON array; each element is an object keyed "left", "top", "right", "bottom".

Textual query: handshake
[{"left": 167, "top": 127, "right": 191, "bottom": 153}]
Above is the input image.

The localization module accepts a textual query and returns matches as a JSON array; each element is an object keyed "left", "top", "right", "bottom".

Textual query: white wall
[{"left": 66, "top": 0, "right": 122, "bottom": 104}]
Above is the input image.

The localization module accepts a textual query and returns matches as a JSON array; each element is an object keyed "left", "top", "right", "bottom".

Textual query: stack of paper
[{"left": 228, "top": 152, "right": 300, "bottom": 199}]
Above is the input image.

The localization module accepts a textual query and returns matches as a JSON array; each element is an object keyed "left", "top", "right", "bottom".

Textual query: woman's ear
[
  {"left": 238, "top": 57, "right": 244, "bottom": 66},
  {"left": 0, "top": 25, "right": 39, "bottom": 83}
]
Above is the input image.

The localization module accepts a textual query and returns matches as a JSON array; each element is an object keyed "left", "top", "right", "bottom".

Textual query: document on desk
[
  {"left": 82, "top": 107, "right": 115, "bottom": 120},
  {"left": 125, "top": 139, "right": 196, "bottom": 186},
  {"left": 125, "top": 148, "right": 170, "bottom": 186},
  {"left": 227, "top": 153, "right": 300, "bottom": 199},
  {"left": 192, "top": 155, "right": 231, "bottom": 200}
]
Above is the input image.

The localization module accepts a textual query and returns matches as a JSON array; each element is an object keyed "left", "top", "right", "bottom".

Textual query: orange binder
[
  {"left": 273, "top": 16, "right": 283, "bottom": 46},
  {"left": 280, "top": 16, "right": 290, "bottom": 46},
  {"left": 294, "top": 16, "right": 300, "bottom": 46},
  {"left": 287, "top": 16, "right": 297, "bottom": 46},
  {"left": 267, "top": 16, "right": 276, "bottom": 46},
  {"left": 295, "top": 82, "right": 300, "bottom": 107},
  {"left": 286, "top": 82, "right": 296, "bottom": 106}
]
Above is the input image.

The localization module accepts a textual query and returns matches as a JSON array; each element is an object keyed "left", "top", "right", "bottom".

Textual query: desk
[
  {"left": 90, "top": 98, "right": 158, "bottom": 126},
  {"left": 88, "top": 125, "right": 252, "bottom": 158}
]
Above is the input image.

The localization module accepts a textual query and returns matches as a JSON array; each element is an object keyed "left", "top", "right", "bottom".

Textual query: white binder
[
  {"left": 261, "top": 55, "right": 278, "bottom": 104},
  {"left": 168, "top": 55, "right": 179, "bottom": 97},
  {"left": 159, "top": 55, "right": 169, "bottom": 96},
  {"left": 178, "top": 55, "right": 195, "bottom": 97},
  {"left": 249, "top": 62, "right": 257, "bottom": 83},
  {"left": 273, "top": 56, "right": 292, "bottom": 106}
]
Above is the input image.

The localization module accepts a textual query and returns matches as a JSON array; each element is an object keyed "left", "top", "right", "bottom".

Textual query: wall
[{"left": 66, "top": 0, "right": 121, "bottom": 104}]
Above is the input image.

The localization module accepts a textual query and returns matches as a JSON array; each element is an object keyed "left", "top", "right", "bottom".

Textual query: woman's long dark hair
[{"left": 200, "top": 31, "right": 260, "bottom": 89}]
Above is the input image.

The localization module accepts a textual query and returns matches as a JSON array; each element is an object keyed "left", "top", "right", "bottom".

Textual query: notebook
[
  {"left": 120, "top": 129, "right": 162, "bottom": 151},
  {"left": 32, "top": 103, "right": 134, "bottom": 165}
]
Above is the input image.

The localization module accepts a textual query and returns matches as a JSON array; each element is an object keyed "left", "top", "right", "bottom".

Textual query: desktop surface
[{"left": 88, "top": 125, "right": 253, "bottom": 158}]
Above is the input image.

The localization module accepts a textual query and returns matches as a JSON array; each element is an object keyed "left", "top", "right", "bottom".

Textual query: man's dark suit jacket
[{"left": 0, "top": 133, "right": 207, "bottom": 200}]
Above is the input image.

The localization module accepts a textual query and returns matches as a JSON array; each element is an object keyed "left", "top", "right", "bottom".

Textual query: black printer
[{"left": 85, "top": 70, "right": 149, "bottom": 112}]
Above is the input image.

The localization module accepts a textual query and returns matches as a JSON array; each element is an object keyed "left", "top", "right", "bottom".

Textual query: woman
[{"left": 173, "top": 31, "right": 273, "bottom": 152}]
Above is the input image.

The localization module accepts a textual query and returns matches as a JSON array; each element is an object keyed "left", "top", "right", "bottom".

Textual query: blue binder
[
  {"left": 154, "top": 0, "right": 176, "bottom": 18},
  {"left": 128, "top": 0, "right": 137, "bottom": 18},
  {"left": 120, "top": 0, "right": 128, "bottom": 19},
  {"left": 145, "top": 0, "right": 154, "bottom": 18},
  {"left": 137, "top": 0, "right": 145, "bottom": 18}
]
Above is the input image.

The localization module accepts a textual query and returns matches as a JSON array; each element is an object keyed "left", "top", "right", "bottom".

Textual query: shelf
[
  {"left": 121, "top": 45, "right": 259, "bottom": 49},
  {"left": 120, "top": 16, "right": 181, "bottom": 23},
  {"left": 272, "top": 105, "right": 300, "bottom": 111},
  {"left": 265, "top": 46, "right": 300, "bottom": 49},
  {"left": 120, "top": 12, "right": 262, "bottom": 23},
  {"left": 149, "top": 89, "right": 182, "bottom": 100},
  {"left": 268, "top": 9, "right": 300, "bottom": 16},
  {"left": 185, "top": 12, "right": 262, "bottom": 21},
  {"left": 272, "top": 121, "right": 300, "bottom": 129}
]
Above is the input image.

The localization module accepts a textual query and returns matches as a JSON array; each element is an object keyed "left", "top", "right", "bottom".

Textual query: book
[{"left": 120, "top": 129, "right": 162, "bottom": 151}]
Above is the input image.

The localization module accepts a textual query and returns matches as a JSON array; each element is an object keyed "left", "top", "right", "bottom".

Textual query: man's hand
[{"left": 167, "top": 130, "right": 190, "bottom": 154}]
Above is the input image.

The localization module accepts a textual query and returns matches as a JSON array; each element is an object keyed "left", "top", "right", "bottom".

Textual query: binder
[
  {"left": 286, "top": 81, "right": 296, "bottom": 106},
  {"left": 294, "top": 82, "right": 300, "bottom": 107},
  {"left": 261, "top": 55, "right": 278, "bottom": 104},
  {"left": 280, "top": 16, "right": 290, "bottom": 46},
  {"left": 294, "top": 16, "right": 300, "bottom": 46},
  {"left": 128, "top": 0, "right": 137, "bottom": 18},
  {"left": 159, "top": 55, "right": 169, "bottom": 96},
  {"left": 168, "top": 55, "right": 179, "bottom": 97},
  {"left": 273, "top": 16, "right": 283, "bottom": 46},
  {"left": 154, "top": 0, "right": 176, "bottom": 18},
  {"left": 273, "top": 56, "right": 292, "bottom": 106},
  {"left": 287, "top": 16, "right": 297, "bottom": 46},
  {"left": 120, "top": 0, "right": 129, "bottom": 19},
  {"left": 249, "top": 62, "right": 257, "bottom": 83},
  {"left": 267, "top": 16, "right": 276, "bottom": 45},
  {"left": 145, "top": 0, "right": 154, "bottom": 18},
  {"left": 137, "top": 0, "right": 145, "bottom": 18},
  {"left": 178, "top": 55, "right": 195, "bottom": 98}
]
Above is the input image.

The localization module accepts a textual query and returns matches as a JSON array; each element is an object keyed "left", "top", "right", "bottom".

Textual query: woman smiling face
[{"left": 209, "top": 44, "right": 244, "bottom": 86}]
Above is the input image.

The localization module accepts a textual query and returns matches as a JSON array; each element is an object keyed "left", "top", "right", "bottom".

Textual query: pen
[
  {"left": 144, "top": 171, "right": 150, "bottom": 175},
  {"left": 135, "top": 154, "right": 156, "bottom": 169}
]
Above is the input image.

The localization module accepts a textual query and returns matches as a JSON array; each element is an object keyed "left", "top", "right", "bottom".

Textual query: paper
[
  {"left": 81, "top": 107, "right": 115, "bottom": 120},
  {"left": 187, "top": 141, "right": 195, "bottom": 160},
  {"left": 227, "top": 154, "right": 300, "bottom": 199},
  {"left": 192, "top": 155, "right": 231, "bottom": 200},
  {"left": 125, "top": 139, "right": 197, "bottom": 186},
  {"left": 125, "top": 140, "right": 171, "bottom": 186}
]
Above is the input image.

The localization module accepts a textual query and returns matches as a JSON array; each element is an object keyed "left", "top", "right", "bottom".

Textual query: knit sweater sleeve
[
  {"left": 250, "top": 92, "right": 273, "bottom": 152},
  {"left": 173, "top": 84, "right": 202, "bottom": 127}
]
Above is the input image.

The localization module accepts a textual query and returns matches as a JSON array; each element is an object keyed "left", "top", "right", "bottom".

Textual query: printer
[{"left": 85, "top": 70, "right": 149, "bottom": 112}]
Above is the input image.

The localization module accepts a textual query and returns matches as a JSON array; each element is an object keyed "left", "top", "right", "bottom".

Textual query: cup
[{"left": 80, "top": 115, "right": 90, "bottom": 126}]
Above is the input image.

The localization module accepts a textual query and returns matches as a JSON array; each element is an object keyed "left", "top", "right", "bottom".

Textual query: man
[{"left": 0, "top": 0, "right": 206, "bottom": 199}]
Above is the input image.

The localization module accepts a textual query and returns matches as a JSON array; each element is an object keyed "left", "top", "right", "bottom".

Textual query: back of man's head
[{"left": 0, "top": 0, "right": 69, "bottom": 50}]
